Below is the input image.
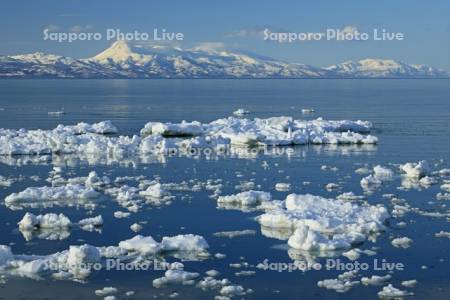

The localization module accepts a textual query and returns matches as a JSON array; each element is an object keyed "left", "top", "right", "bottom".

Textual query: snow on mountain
[
  {"left": 84, "top": 40, "right": 322, "bottom": 78},
  {"left": 324, "top": 58, "right": 449, "bottom": 78},
  {"left": 0, "top": 41, "right": 448, "bottom": 78}
]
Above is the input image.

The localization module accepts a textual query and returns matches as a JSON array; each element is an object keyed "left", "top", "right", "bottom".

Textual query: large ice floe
[
  {"left": 0, "top": 117, "right": 377, "bottom": 157},
  {"left": 0, "top": 233, "right": 209, "bottom": 281},
  {"left": 3, "top": 171, "right": 173, "bottom": 212},
  {"left": 255, "top": 193, "right": 389, "bottom": 252}
]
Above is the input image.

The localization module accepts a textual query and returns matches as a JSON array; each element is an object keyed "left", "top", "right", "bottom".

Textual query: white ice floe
[
  {"left": 360, "top": 175, "right": 382, "bottom": 191},
  {"left": 275, "top": 182, "right": 291, "bottom": 191},
  {"left": 213, "top": 230, "right": 256, "bottom": 238},
  {"left": 118, "top": 234, "right": 209, "bottom": 257},
  {"left": 118, "top": 235, "right": 161, "bottom": 255},
  {"left": 0, "top": 231, "right": 209, "bottom": 281},
  {"left": 0, "top": 117, "right": 377, "bottom": 158},
  {"left": 301, "top": 108, "right": 315, "bottom": 114},
  {"left": 217, "top": 191, "right": 271, "bottom": 207},
  {"left": 0, "top": 175, "right": 14, "bottom": 187},
  {"left": 78, "top": 215, "right": 103, "bottom": 231},
  {"left": 435, "top": 231, "right": 450, "bottom": 238},
  {"left": 257, "top": 194, "right": 389, "bottom": 251},
  {"left": 140, "top": 121, "right": 204, "bottom": 137},
  {"left": 377, "top": 284, "right": 414, "bottom": 298},
  {"left": 219, "top": 285, "right": 247, "bottom": 297},
  {"left": 130, "top": 223, "right": 143, "bottom": 232},
  {"left": 18, "top": 212, "right": 72, "bottom": 230},
  {"left": 401, "top": 280, "right": 417, "bottom": 288},
  {"left": 342, "top": 248, "right": 376, "bottom": 261},
  {"left": 336, "top": 192, "right": 365, "bottom": 202},
  {"left": 435, "top": 168, "right": 450, "bottom": 176},
  {"left": 342, "top": 249, "right": 361, "bottom": 260},
  {"left": 373, "top": 165, "right": 394, "bottom": 181},
  {"left": 205, "top": 270, "right": 220, "bottom": 277},
  {"left": 197, "top": 276, "right": 230, "bottom": 290},
  {"left": 441, "top": 182, "right": 450, "bottom": 192},
  {"left": 391, "top": 237, "right": 413, "bottom": 248},
  {"left": 153, "top": 269, "right": 200, "bottom": 287},
  {"left": 355, "top": 167, "right": 371, "bottom": 175},
  {"left": 361, "top": 274, "right": 391, "bottom": 286},
  {"left": 325, "top": 183, "right": 340, "bottom": 191},
  {"left": 95, "top": 287, "right": 118, "bottom": 297},
  {"left": 287, "top": 224, "right": 365, "bottom": 251},
  {"left": 235, "top": 270, "right": 255, "bottom": 277},
  {"left": 5, "top": 184, "right": 100, "bottom": 210},
  {"left": 161, "top": 234, "right": 209, "bottom": 253},
  {"left": 400, "top": 161, "right": 430, "bottom": 178},
  {"left": 48, "top": 111, "right": 65, "bottom": 116},
  {"left": 317, "top": 271, "right": 360, "bottom": 293},
  {"left": 113, "top": 211, "right": 131, "bottom": 219},
  {"left": 0, "top": 243, "right": 101, "bottom": 280},
  {"left": 139, "top": 182, "right": 169, "bottom": 198}
]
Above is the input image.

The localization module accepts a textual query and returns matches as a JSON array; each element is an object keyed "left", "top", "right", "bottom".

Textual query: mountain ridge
[{"left": 1, "top": 41, "right": 448, "bottom": 79}]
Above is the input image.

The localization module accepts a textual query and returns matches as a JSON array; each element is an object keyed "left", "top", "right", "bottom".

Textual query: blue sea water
[{"left": 0, "top": 79, "right": 449, "bottom": 299}]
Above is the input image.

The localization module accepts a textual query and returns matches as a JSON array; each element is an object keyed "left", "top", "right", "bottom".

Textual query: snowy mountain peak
[
  {"left": 325, "top": 58, "right": 448, "bottom": 77},
  {"left": 90, "top": 40, "right": 152, "bottom": 64}
]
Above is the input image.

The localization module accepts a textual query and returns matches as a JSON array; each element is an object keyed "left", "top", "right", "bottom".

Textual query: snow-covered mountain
[
  {"left": 0, "top": 41, "right": 448, "bottom": 78},
  {"left": 324, "top": 58, "right": 449, "bottom": 78}
]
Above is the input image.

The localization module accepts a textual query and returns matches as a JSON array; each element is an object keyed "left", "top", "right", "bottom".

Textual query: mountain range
[{"left": 1, "top": 41, "right": 448, "bottom": 79}]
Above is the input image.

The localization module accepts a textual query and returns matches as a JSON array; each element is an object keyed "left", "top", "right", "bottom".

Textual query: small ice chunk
[
  {"left": 355, "top": 167, "right": 371, "bottom": 175},
  {"left": 48, "top": 111, "right": 65, "bottom": 116},
  {"left": 95, "top": 287, "right": 118, "bottom": 297},
  {"left": 0, "top": 245, "right": 14, "bottom": 265},
  {"left": 377, "top": 284, "right": 414, "bottom": 298},
  {"left": 217, "top": 191, "right": 271, "bottom": 206},
  {"left": 205, "top": 270, "right": 220, "bottom": 277},
  {"left": 220, "top": 285, "right": 246, "bottom": 297},
  {"left": 317, "top": 277, "right": 359, "bottom": 293},
  {"left": 118, "top": 235, "right": 161, "bottom": 255},
  {"left": 78, "top": 215, "right": 103, "bottom": 231},
  {"left": 342, "top": 249, "right": 361, "bottom": 261},
  {"left": 373, "top": 165, "right": 394, "bottom": 180},
  {"left": 391, "top": 237, "right": 413, "bottom": 248},
  {"left": 18, "top": 212, "right": 72, "bottom": 230},
  {"left": 361, "top": 274, "right": 391, "bottom": 286},
  {"left": 400, "top": 161, "right": 430, "bottom": 178},
  {"left": 401, "top": 280, "right": 417, "bottom": 288},
  {"left": 152, "top": 269, "right": 199, "bottom": 287},
  {"left": 360, "top": 175, "right": 382, "bottom": 191},
  {"left": 113, "top": 211, "right": 131, "bottom": 219},
  {"left": 275, "top": 183, "right": 291, "bottom": 191},
  {"left": 0, "top": 176, "right": 14, "bottom": 187},
  {"left": 326, "top": 183, "right": 340, "bottom": 191},
  {"left": 441, "top": 183, "right": 450, "bottom": 192},
  {"left": 161, "top": 234, "right": 209, "bottom": 253},
  {"left": 130, "top": 223, "right": 143, "bottom": 232},
  {"left": 435, "top": 231, "right": 450, "bottom": 238},
  {"left": 287, "top": 225, "right": 359, "bottom": 251},
  {"left": 141, "top": 121, "right": 204, "bottom": 137},
  {"left": 5, "top": 184, "right": 100, "bottom": 205},
  {"left": 235, "top": 270, "right": 255, "bottom": 277},
  {"left": 213, "top": 230, "right": 256, "bottom": 238},
  {"left": 139, "top": 183, "right": 168, "bottom": 198}
]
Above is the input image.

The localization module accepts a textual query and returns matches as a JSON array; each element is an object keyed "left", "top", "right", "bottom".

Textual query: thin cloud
[
  {"left": 69, "top": 25, "right": 94, "bottom": 33},
  {"left": 44, "top": 25, "right": 60, "bottom": 32},
  {"left": 57, "top": 13, "right": 86, "bottom": 17},
  {"left": 226, "top": 26, "right": 290, "bottom": 39}
]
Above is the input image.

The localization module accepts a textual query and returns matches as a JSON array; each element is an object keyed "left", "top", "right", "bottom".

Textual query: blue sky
[{"left": 1, "top": 0, "right": 450, "bottom": 68}]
